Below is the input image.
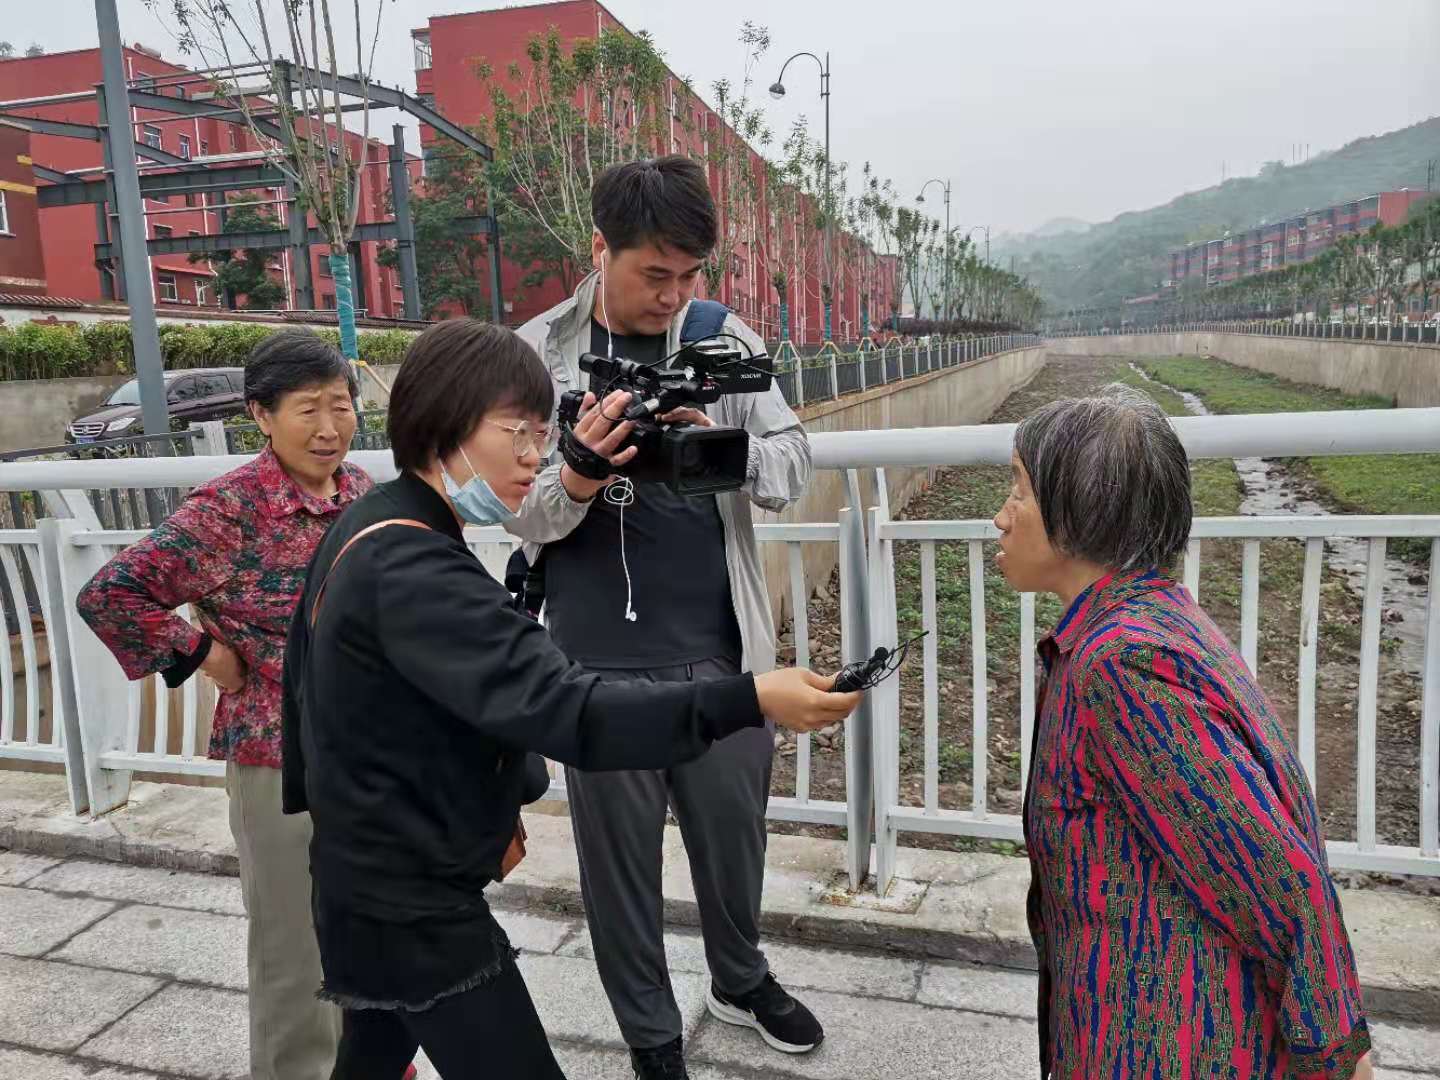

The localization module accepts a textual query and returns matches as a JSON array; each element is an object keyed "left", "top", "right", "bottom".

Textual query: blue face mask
[{"left": 442, "top": 447, "right": 516, "bottom": 526}]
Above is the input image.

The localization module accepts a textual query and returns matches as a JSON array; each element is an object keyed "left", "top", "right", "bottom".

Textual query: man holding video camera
[{"left": 509, "top": 156, "right": 815, "bottom": 1079}]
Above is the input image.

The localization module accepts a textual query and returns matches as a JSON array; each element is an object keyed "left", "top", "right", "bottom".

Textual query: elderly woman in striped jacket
[{"left": 992, "top": 385, "right": 1373, "bottom": 1080}]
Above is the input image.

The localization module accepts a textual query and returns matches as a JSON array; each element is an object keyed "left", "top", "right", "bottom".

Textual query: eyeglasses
[{"left": 485, "top": 419, "right": 560, "bottom": 460}]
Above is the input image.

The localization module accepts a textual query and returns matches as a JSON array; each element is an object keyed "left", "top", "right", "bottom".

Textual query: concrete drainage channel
[{"left": 1129, "top": 362, "right": 1432, "bottom": 677}]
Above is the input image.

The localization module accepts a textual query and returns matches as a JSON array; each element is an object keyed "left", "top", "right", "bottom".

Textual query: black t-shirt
[{"left": 541, "top": 321, "right": 742, "bottom": 669}]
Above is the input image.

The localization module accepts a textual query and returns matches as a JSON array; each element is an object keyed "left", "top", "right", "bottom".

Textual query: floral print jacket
[
  {"left": 77, "top": 447, "right": 371, "bottom": 768},
  {"left": 1025, "top": 570, "right": 1369, "bottom": 1079}
]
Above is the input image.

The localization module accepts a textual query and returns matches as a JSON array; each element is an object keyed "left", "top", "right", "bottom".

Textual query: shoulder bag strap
[{"left": 309, "top": 518, "right": 432, "bottom": 629}]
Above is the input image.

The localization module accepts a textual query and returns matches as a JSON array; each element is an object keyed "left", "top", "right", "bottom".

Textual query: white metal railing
[
  {"left": 0, "top": 530, "right": 66, "bottom": 765},
  {"left": 39, "top": 511, "right": 876, "bottom": 886},
  {"left": 865, "top": 514, "right": 1440, "bottom": 892},
  {"left": 0, "top": 521, "right": 87, "bottom": 809},
  {"left": 2, "top": 405, "right": 1438, "bottom": 886}
]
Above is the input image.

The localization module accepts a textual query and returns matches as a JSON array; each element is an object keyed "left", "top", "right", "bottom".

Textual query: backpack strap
[
  {"left": 680, "top": 299, "right": 730, "bottom": 344},
  {"left": 309, "top": 518, "right": 432, "bottom": 629}
]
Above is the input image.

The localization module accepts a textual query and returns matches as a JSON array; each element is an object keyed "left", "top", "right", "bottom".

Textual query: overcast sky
[{"left": 13, "top": 0, "right": 1440, "bottom": 235}]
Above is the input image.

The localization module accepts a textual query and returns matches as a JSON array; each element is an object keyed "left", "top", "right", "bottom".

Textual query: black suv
[{"left": 66, "top": 368, "right": 246, "bottom": 444}]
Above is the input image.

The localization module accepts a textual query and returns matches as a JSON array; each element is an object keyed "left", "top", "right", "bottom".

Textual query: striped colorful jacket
[{"left": 1024, "top": 570, "right": 1370, "bottom": 1079}]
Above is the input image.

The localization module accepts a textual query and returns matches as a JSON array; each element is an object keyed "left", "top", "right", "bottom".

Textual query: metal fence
[
  {"left": 865, "top": 513, "right": 1440, "bottom": 891},
  {"left": 1052, "top": 321, "right": 1440, "bottom": 346},
  {"left": 778, "top": 335, "right": 1041, "bottom": 410},
  {"left": 0, "top": 430, "right": 203, "bottom": 532},
  {"left": 3, "top": 365, "right": 1436, "bottom": 886},
  {"left": 221, "top": 410, "right": 391, "bottom": 454}
]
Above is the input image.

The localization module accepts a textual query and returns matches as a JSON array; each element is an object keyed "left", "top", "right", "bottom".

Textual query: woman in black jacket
[{"left": 281, "top": 319, "right": 858, "bottom": 1080}]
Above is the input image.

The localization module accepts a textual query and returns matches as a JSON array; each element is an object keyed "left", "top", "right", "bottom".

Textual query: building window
[
  {"left": 199, "top": 139, "right": 209, "bottom": 158},
  {"left": 141, "top": 124, "right": 163, "bottom": 150},
  {"left": 195, "top": 280, "right": 209, "bottom": 306},
  {"left": 413, "top": 33, "right": 432, "bottom": 69},
  {"left": 228, "top": 127, "right": 240, "bottom": 152},
  {"left": 153, "top": 225, "right": 173, "bottom": 240},
  {"left": 157, "top": 273, "right": 179, "bottom": 301},
  {"left": 185, "top": 192, "right": 198, "bottom": 208},
  {"left": 320, "top": 292, "right": 336, "bottom": 309},
  {"left": 178, "top": 134, "right": 192, "bottom": 159},
  {"left": 0, "top": 190, "right": 8, "bottom": 234},
  {"left": 317, "top": 258, "right": 333, "bottom": 279}
]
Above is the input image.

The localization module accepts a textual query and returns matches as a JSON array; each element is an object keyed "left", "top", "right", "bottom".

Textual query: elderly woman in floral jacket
[
  {"left": 993, "top": 385, "right": 1372, "bottom": 1080},
  {"left": 76, "top": 331, "right": 376, "bottom": 1080}
]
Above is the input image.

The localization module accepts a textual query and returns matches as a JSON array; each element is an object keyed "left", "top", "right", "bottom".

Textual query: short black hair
[
  {"left": 592, "top": 156, "right": 718, "bottom": 258},
  {"left": 244, "top": 329, "right": 356, "bottom": 410},
  {"left": 1014, "top": 385, "right": 1192, "bottom": 573},
  {"left": 388, "top": 319, "right": 554, "bottom": 472}
]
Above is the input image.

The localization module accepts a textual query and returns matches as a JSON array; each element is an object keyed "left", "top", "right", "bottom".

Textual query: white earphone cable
[{"left": 597, "top": 246, "right": 635, "bottom": 622}]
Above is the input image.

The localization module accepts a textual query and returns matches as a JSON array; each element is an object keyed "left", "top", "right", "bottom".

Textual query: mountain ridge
[{"left": 997, "top": 116, "right": 1440, "bottom": 311}]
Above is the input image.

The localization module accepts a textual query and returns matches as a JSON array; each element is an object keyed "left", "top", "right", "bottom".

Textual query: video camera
[{"left": 556, "top": 338, "right": 773, "bottom": 496}]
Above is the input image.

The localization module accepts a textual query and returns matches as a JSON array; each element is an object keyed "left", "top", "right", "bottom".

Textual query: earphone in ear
[{"left": 599, "top": 245, "right": 614, "bottom": 359}]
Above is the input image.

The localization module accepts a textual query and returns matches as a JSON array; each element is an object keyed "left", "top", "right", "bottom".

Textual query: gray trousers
[
  {"left": 566, "top": 656, "right": 774, "bottom": 1049},
  {"left": 226, "top": 762, "right": 341, "bottom": 1080}
]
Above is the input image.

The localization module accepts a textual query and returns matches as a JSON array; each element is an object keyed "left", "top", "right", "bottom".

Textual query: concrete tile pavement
[
  {"left": 3, "top": 853, "right": 1438, "bottom": 1080},
  {"left": 4, "top": 769, "right": 1440, "bottom": 1077},
  {"left": 9, "top": 771, "right": 1438, "bottom": 1021}
]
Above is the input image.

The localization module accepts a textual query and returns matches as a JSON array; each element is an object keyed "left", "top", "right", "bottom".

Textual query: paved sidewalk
[
  {"left": 3, "top": 851, "right": 1439, "bottom": 1080},
  {"left": 4, "top": 771, "right": 1439, "bottom": 1023}
]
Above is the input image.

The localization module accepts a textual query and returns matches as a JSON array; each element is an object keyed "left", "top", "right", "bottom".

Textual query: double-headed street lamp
[
  {"left": 964, "top": 225, "right": 992, "bottom": 321},
  {"left": 917, "top": 179, "right": 951, "bottom": 322},
  {"left": 966, "top": 224, "right": 991, "bottom": 266},
  {"left": 770, "top": 50, "right": 833, "bottom": 341}
]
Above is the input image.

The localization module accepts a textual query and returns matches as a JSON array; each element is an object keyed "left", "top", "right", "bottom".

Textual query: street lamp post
[
  {"left": 966, "top": 224, "right": 991, "bottom": 320},
  {"left": 966, "top": 223, "right": 991, "bottom": 266},
  {"left": 96, "top": 0, "right": 169, "bottom": 450},
  {"left": 917, "top": 179, "right": 951, "bottom": 323},
  {"left": 770, "top": 50, "right": 832, "bottom": 342}
]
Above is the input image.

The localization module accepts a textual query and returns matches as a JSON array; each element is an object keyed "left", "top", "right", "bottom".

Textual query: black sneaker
[
  {"left": 630, "top": 1036, "right": 689, "bottom": 1079},
  {"left": 706, "top": 973, "right": 824, "bottom": 1054}
]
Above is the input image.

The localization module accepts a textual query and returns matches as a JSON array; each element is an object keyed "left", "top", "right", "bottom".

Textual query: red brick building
[
  {"left": 411, "top": 1, "right": 898, "bottom": 342},
  {"left": 1168, "top": 190, "right": 1432, "bottom": 290},
  {"left": 0, "top": 45, "right": 411, "bottom": 317},
  {"left": 0, "top": 120, "right": 47, "bottom": 295}
]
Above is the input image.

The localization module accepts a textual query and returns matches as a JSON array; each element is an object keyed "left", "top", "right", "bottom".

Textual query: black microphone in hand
[{"left": 832, "top": 632, "right": 928, "bottom": 693}]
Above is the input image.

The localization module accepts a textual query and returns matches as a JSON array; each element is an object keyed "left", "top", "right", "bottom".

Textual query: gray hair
[{"left": 1013, "top": 384, "right": 1192, "bottom": 573}]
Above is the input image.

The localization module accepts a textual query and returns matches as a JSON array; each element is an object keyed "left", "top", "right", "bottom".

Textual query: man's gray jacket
[{"left": 506, "top": 272, "right": 811, "bottom": 674}]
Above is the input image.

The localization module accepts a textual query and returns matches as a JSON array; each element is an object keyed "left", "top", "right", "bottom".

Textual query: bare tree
[
  {"left": 147, "top": 0, "right": 390, "bottom": 375},
  {"left": 702, "top": 23, "right": 772, "bottom": 308}
]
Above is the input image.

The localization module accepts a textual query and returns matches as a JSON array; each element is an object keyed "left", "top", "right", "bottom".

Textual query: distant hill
[
  {"left": 1029, "top": 217, "right": 1090, "bottom": 238},
  {"left": 997, "top": 116, "right": 1440, "bottom": 311}
]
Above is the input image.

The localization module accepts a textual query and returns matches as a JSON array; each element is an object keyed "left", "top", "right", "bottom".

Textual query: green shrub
[
  {"left": 0, "top": 319, "right": 420, "bottom": 382},
  {"left": 205, "top": 324, "right": 274, "bottom": 366},
  {"left": 0, "top": 323, "right": 91, "bottom": 381},
  {"left": 81, "top": 322, "right": 134, "bottom": 374},
  {"left": 357, "top": 329, "right": 413, "bottom": 364},
  {"left": 158, "top": 324, "right": 217, "bottom": 369}
]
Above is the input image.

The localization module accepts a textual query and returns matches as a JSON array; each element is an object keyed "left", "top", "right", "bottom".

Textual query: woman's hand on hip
[
  {"left": 1352, "top": 1053, "right": 1375, "bottom": 1080},
  {"left": 200, "top": 638, "right": 246, "bottom": 694},
  {"left": 755, "top": 668, "right": 862, "bottom": 733}
]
